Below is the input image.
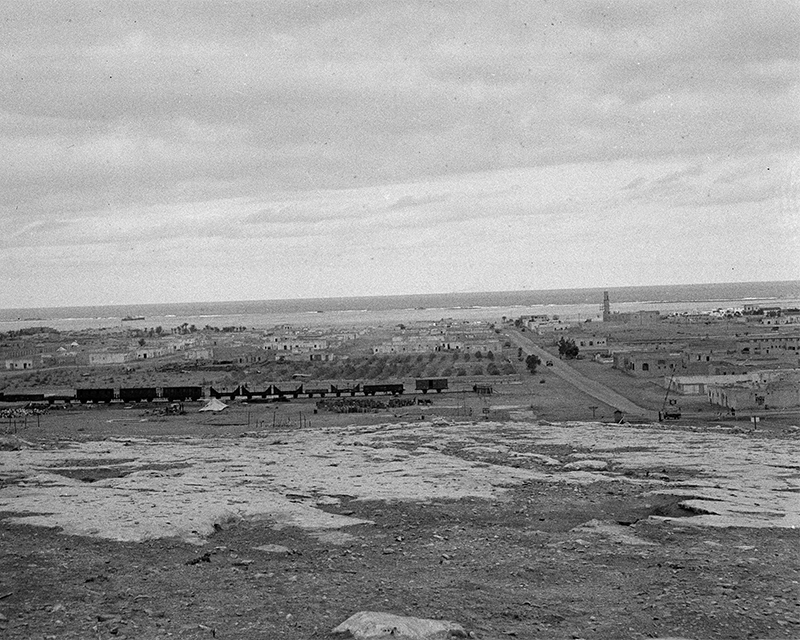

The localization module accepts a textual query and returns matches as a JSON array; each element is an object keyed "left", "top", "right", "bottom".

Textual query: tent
[{"left": 199, "top": 398, "right": 228, "bottom": 412}]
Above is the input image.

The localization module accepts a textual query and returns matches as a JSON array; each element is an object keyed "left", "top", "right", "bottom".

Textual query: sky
[{"left": 1, "top": 0, "right": 798, "bottom": 308}]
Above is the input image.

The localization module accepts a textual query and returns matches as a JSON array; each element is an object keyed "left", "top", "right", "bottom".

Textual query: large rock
[
  {"left": 331, "top": 611, "right": 467, "bottom": 639},
  {"left": 563, "top": 459, "right": 608, "bottom": 471},
  {"left": 0, "top": 435, "right": 29, "bottom": 451}
]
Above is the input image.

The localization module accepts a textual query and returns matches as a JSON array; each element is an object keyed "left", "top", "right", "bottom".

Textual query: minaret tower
[{"left": 602, "top": 291, "right": 611, "bottom": 322}]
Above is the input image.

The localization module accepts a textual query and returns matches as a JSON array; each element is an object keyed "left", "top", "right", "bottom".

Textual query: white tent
[{"left": 199, "top": 398, "right": 228, "bottom": 412}]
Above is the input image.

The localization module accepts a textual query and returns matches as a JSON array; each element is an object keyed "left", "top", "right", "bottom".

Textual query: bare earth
[{"left": 2, "top": 391, "right": 799, "bottom": 640}]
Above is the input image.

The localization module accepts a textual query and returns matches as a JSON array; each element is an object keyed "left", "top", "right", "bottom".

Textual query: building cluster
[
  {"left": 609, "top": 301, "right": 800, "bottom": 412},
  {"left": 601, "top": 291, "right": 661, "bottom": 325},
  {"left": 515, "top": 294, "right": 800, "bottom": 413},
  {"left": 3, "top": 333, "right": 199, "bottom": 371},
  {"left": 371, "top": 320, "right": 501, "bottom": 356},
  {"left": 208, "top": 326, "right": 363, "bottom": 365}
]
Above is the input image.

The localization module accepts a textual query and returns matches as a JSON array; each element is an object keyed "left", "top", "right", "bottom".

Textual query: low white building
[
  {"left": 134, "top": 346, "right": 168, "bottom": 360},
  {"left": 4, "top": 357, "right": 35, "bottom": 370},
  {"left": 528, "top": 319, "right": 577, "bottom": 335},
  {"left": 567, "top": 334, "right": 608, "bottom": 351},
  {"left": 669, "top": 369, "right": 799, "bottom": 395},
  {"left": 87, "top": 351, "right": 131, "bottom": 366},
  {"left": 265, "top": 338, "right": 329, "bottom": 352}
]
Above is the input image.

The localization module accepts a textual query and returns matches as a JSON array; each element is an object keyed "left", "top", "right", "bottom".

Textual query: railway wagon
[
  {"left": 415, "top": 378, "right": 449, "bottom": 393},
  {"left": 162, "top": 386, "right": 203, "bottom": 402},
  {"left": 239, "top": 385, "right": 271, "bottom": 400},
  {"left": 331, "top": 384, "right": 360, "bottom": 397},
  {"left": 45, "top": 393, "right": 77, "bottom": 404},
  {"left": 240, "top": 385, "right": 288, "bottom": 401},
  {"left": 120, "top": 387, "right": 157, "bottom": 403},
  {"left": 210, "top": 386, "right": 241, "bottom": 400},
  {"left": 362, "top": 383, "right": 404, "bottom": 396},
  {"left": 273, "top": 385, "right": 304, "bottom": 399},
  {"left": 303, "top": 386, "right": 330, "bottom": 398},
  {"left": 76, "top": 388, "right": 115, "bottom": 404},
  {"left": 0, "top": 392, "right": 46, "bottom": 403}
]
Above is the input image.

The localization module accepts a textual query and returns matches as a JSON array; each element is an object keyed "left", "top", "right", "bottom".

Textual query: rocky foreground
[{"left": 1, "top": 419, "right": 799, "bottom": 639}]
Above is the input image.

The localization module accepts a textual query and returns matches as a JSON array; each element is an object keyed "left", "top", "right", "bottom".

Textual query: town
[{"left": 2, "top": 292, "right": 798, "bottom": 423}]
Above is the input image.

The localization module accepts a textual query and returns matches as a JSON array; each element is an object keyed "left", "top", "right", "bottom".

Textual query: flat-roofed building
[
  {"left": 707, "top": 374, "right": 800, "bottom": 410},
  {"left": 736, "top": 333, "right": 800, "bottom": 355},
  {"left": 613, "top": 351, "right": 683, "bottom": 377}
]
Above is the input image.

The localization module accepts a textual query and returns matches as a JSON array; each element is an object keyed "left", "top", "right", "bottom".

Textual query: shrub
[{"left": 525, "top": 354, "right": 542, "bottom": 373}]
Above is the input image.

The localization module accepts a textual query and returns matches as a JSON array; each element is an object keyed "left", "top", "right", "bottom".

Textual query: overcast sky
[{"left": 1, "top": 1, "right": 798, "bottom": 308}]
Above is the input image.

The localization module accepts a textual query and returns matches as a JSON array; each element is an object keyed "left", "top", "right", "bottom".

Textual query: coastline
[{"left": 2, "top": 280, "right": 799, "bottom": 333}]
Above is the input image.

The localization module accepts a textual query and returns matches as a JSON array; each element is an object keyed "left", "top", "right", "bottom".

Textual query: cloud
[
  {"left": 387, "top": 194, "right": 448, "bottom": 210},
  {"left": 0, "top": 1, "right": 798, "bottom": 305}
]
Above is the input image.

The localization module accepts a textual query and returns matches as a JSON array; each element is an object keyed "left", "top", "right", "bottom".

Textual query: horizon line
[{"left": 2, "top": 279, "right": 799, "bottom": 313}]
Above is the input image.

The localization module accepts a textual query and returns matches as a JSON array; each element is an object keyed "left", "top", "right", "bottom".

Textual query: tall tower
[{"left": 602, "top": 291, "right": 611, "bottom": 322}]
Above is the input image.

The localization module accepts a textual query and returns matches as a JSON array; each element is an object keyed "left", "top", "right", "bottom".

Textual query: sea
[{"left": 1, "top": 281, "right": 799, "bottom": 333}]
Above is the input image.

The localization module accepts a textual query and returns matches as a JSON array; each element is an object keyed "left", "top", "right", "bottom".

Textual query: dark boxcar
[
  {"left": 1, "top": 392, "right": 46, "bottom": 403},
  {"left": 162, "top": 386, "right": 203, "bottom": 401},
  {"left": 415, "top": 378, "right": 449, "bottom": 394},
  {"left": 362, "top": 383, "right": 404, "bottom": 396},
  {"left": 76, "top": 388, "right": 115, "bottom": 403},
  {"left": 120, "top": 387, "right": 157, "bottom": 403}
]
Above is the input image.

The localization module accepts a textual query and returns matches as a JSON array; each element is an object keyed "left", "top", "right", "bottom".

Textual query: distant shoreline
[{"left": 1, "top": 280, "right": 799, "bottom": 333}]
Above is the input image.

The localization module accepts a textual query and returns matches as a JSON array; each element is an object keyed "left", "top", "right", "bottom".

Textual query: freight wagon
[
  {"left": 119, "top": 387, "right": 157, "bottom": 403},
  {"left": 330, "top": 384, "right": 360, "bottom": 397},
  {"left": 76, "top": 388, "right": 115, "bottom": 403},
  {"left": 415, "top": 378, "right": 449, "bottom": 393},
  {"left": 162, "top": 386, "right": 203, "bottom": 402},
  {"left": 0, "top": 392, "right": 46, "bottom": 403},
  {"left": 239, "top": 385, "right": 269, "bottom": 400},
  {"left": 209, "top": 386, "right": 242, "bottom": 400},
  {"left": 303, "top": 386, "right": 330, "bottom": 398},
  {"left": 272, "top": 385, "right": 304, "bottom": 399},
  {"left": 362, "top": 383, "right": 404, "bottom": 396}
]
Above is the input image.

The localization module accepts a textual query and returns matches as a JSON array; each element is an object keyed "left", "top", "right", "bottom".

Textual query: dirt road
[{"left": 506, "top": 329, "right": 659, "bottom": 421}]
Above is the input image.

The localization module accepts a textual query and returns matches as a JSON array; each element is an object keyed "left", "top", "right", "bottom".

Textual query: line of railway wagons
[
  {"left": 0, "top": 378, "right": 450, "bottom": 404},
  {"left": 0, "top": 386, "right": 204, "bottom": 405},
  {"left": 206, "top": 377, "right": 447, "bottom": 399}
]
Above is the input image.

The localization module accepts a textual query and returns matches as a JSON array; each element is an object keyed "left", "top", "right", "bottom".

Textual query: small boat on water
[{"left": 122, "top": 315, "right": 145, "bottom": 321}]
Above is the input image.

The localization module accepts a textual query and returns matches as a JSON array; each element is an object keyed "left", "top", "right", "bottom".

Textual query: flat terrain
[{"left": 2, "top": 396, "right": 799, "bottom": 639}]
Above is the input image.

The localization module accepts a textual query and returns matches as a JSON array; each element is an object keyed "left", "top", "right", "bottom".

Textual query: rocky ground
[{"left": 2, "top": 406, "right": 799, "bottom": 640}]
